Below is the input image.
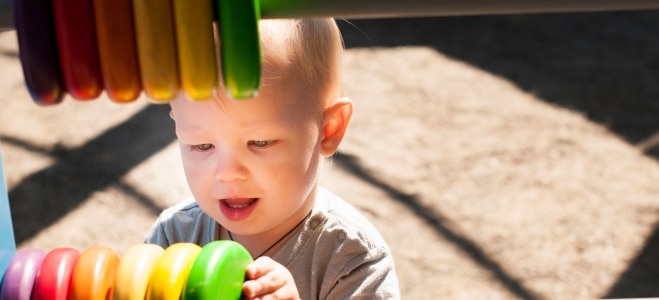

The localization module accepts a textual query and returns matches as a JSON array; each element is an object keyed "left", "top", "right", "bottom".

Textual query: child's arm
[{"left": 242, "top": 256, "right": 301, "bottom": 300}]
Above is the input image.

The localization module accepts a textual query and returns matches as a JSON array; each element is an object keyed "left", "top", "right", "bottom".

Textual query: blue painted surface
[{"left": 0, "top": 143, "right": 16, "bottom": 275}]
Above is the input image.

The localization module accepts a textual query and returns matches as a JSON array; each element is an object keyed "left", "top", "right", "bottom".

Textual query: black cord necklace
[{"left": 228, "top": 210, "right": 313, "bottom": 258}]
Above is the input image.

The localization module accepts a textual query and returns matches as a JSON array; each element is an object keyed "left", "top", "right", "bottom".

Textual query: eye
[
  {"left": 248, "top": 140, "right": 272, "bottom": 148},
  {"left": 191, "top": 143, "right": 214, "bottom": 151}
]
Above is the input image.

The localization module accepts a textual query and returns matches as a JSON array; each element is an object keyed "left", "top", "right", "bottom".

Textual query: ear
[
  {"left": 320, "top": 97, "right": 353, "bottom": 156},
  {"left": 169, "top": 109, "right": 175, "bottom": 120}
]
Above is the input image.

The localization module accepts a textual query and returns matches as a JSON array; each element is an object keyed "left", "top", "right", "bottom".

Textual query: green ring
[
  {"left": 183, "top": 241, "right": 253, "bottom": 300},
  {"left": 218, "top": 0, "right": 261, "bottom": 99}
]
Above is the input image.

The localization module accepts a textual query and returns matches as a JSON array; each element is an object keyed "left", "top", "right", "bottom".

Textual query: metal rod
[
  {"left": 260, "top": 0, "right": 659, "bottom": 19},
  {"left": 1, "top": 0, "right": 659, "bottom": 31},
  {"left": 0, "top": 0, "right": 11, "bottom": 30}
]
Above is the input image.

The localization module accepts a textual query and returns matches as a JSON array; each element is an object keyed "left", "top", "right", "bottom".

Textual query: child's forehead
[
  {"left": 172, "top": 85, "right": 320, "bottom": 126},
  {"left": 225, "top": 60, "right": 323, "bottom": 114}
]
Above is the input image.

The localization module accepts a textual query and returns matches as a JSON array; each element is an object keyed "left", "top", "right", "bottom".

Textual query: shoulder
[
  {"left": 157, "top": 197, "right": 205, "bottom": 222},
  {"left": 143, "top": 197, "right": 217, "bottom": 247},
  {"left": 317, "top": 187, "right": 389, "bottom": 250},
  {"left": 283, "top": 188, "right": 393, "bottom": 264},
  {"left": 282, "top": 188, "right": 400, "bottom": 298}
]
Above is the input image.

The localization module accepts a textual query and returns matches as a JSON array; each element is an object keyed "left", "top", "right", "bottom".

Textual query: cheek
[
  {"left": 179, "top": 148, "right": 213, "bottom": 194},
  {"left": 271, "top": 140, "right": 322, "bottom": 188}
]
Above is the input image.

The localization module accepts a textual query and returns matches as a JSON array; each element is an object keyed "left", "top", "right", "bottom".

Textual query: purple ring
[
  {"left": 0, "top": 249, "right": 46, "bottom": 300},
  {"left": 14, "top": 0, "right": 65, "bottom": 104}
]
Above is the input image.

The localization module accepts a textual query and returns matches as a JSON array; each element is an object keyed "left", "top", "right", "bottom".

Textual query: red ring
[
  {"left": 52, "top": 0, "right": 103, "bottom": 100},
  {"left": 32, "top": 248, "right": 79, "bottom": 300}
]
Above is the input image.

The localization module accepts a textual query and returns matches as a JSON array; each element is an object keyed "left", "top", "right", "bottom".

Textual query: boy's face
[{"left": 170, "top": 73, "right": 325, "bottom": 237}]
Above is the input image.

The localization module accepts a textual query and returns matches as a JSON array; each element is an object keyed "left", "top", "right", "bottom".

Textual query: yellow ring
[
  {"left": 172, "top": 0, "right": 218, "bottom": 100},
  {"left": 113, "top": 244, "right": 164, "bottom": 300},
  {"left": 146, "top": 243, "right": 201, "bottom": 300},
  {"left": 132, "top": 0, "right": 180, "bottom": 101}
]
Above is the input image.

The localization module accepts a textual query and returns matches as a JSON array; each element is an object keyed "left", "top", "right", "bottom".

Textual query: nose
[{"left": 214, "top": 149, "right": 248, "bottom": 182}]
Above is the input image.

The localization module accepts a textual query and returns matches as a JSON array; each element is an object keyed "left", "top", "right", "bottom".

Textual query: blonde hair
[{"left": 258, "top": 18, "right": 344, "bottom": 104}]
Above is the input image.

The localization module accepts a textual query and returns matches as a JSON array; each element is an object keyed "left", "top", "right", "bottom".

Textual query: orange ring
[
  {"left": 92, "top": 0, "right": 142, "bottom": 102},
  {"left": 70, "top": 247, "right": 120, "bottom": 300}
]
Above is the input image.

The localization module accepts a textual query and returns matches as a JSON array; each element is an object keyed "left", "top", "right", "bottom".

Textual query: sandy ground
[{"left": 2, "top": 10, "right": 659, "bottom": 299}]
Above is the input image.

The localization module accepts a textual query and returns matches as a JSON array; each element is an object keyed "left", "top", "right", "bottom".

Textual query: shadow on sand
[
  {"left": 337, "top": 11, "right": 659, "bottom": 298},
  {"left": 4, "top": 104, "right": 174, "bottom": 244}
]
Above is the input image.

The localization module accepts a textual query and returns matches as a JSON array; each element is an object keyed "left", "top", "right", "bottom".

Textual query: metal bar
[
  {"left": 260, "top": 0, "right": 659, "bottom": 19},
  {"left": 1, "top": 0, "right": 659, "bottom": 30},
  {"left": 0, "top": 0, "right": 11, "bottom": 31}
]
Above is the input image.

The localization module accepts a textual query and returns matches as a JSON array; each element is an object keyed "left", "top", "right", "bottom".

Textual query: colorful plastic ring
[
  {"left": 183, "top": 241, "right": 253, "bottom": 300},
  {"left": 132, "top": 0, "right": 180, "bottom": 101},
  {"left": 172, "top": 0, "right": 218, "bottom": 100},
  {"left": 0, "top": 248, "right": 46, "bottom": 300},
  {"left": 93, "top": 0, "right": 142, "bottom": 102},
  {"left": 218, "top": 0, "right": 262, "bottom": 99},
  {"left": 114, "top": 244, "right": 164, "bottom": 300},
  {"left": 13, "top": 0, "right": 64, "bottom": 104},
  {"left": 32, "top": 248, "right": 79, "bottom": 300},
  {"left": 70, "top": 247, "right": 120, "bottom": 300},
  {"left": 146, "top": 243, "right": 201, "bottom": 300},
  {"left": 52, "top": 0, "right": 103, "bottom": 100}
]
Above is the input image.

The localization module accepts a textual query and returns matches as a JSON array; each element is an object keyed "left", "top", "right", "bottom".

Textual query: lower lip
[{"left": 219, "top": 198, "right": 258, "bottom": 222}]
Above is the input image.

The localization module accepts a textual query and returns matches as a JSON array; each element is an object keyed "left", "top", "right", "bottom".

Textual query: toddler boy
[{"left": 145, "top": 18, "right": 400, "bottom": 299}]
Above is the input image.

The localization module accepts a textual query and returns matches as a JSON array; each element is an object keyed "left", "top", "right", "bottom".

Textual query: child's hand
[{"left": 242, "top": 256, "right": 300, "bottom": 300}]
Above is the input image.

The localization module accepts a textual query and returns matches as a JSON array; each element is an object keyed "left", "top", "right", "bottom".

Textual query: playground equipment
[
  {"left": 0, "top": 241, "right": 252, "bottom": 299},
  {"left": 3, "top": 0, "right": 659, "bottom": 104},
  {"left": 2, "top": 0, "right": 659, "bottom": 298}
]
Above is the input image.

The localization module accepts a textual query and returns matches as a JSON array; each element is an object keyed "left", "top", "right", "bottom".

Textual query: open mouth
[
  {"left": 219, "top": 198, "right": 259, "bottom": 221},
  {"left": 223, "top": 198, "right": 257, "bottom": 208}
]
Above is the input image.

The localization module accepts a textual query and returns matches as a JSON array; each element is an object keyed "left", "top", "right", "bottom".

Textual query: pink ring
[{"left": 0, "top": 249, "right": 46, "bottom": 300}]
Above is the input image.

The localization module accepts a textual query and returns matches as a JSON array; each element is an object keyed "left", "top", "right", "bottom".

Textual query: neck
[{"left": 226, "top": 205, "right": 314, "bottom": 258}]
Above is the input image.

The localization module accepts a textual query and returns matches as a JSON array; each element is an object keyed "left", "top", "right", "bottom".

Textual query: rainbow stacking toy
[
  {"left": 6, "top": 0, "right": 656, "bottom": 104},
  {"left": 13, "top": 0, "right": 260, "bottom": 104},
  {"left": 0, "top": 242, "right": 252, "bottom": 300},
  {"left": 0, "top": 144, "right": 254, "bottom": 300}
]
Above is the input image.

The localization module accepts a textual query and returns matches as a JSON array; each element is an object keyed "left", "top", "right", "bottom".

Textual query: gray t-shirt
[{"left": 144, "top": 187, "right": 400, "bottom": 299}]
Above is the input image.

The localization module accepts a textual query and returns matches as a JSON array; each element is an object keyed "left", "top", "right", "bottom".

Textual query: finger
[
  {"left": 244, "top": 268, "right": 287, "bottom": 296},
  {"left": 244, "top": 256, "right": 277, "bottom": 279}
]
